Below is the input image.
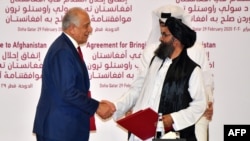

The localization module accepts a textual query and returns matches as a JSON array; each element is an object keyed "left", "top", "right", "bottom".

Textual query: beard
[{"left": 154, "top": 39, "right": 174, "bottom": 60}]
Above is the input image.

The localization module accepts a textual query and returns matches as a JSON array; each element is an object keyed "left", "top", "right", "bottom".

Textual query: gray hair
[{"left": 62, "top": 7, "right": 82, "bottom": 30}]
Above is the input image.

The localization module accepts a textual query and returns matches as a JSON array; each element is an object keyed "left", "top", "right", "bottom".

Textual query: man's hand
[
  {"left": 162, "top": 114, "right": 174, "bottom": 132},
  {"left": 204, "top": 102, "right": 213, "bottom": 120},
  {"left": 96, "top": 100, "right": 116, "bottom": 119},
  {"left": 125, "top": 109, "right": 133, "bottom": 117},
  {"left": 162, "top": 114, "right": 174, "bottom": 128}
]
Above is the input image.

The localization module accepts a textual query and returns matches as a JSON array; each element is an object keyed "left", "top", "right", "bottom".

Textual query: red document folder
[{"left": 116, "top": 108, "right": 158, "bottom": 140}]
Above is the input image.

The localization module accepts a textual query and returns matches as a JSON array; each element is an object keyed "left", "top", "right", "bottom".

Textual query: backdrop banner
[{"left": 1, "top": 0, "right": 250, "bottom": 141}]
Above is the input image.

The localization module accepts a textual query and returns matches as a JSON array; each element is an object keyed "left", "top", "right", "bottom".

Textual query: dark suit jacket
[{"left": 33, "top": 33, "right": 99, "bottom": 141}]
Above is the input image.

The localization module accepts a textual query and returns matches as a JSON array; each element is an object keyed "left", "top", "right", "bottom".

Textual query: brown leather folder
[{"left": 117, "top": 108, "right": 158, "bottom": 140}]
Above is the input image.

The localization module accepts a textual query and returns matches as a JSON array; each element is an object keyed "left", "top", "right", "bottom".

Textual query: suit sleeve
[{"left": 51, "top": 49, "right": 99, "bottom": 115}]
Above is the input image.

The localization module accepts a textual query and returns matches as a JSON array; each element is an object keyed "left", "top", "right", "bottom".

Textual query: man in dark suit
[{"left": 33, "top": 7, "right": 115, "bottom": 141}]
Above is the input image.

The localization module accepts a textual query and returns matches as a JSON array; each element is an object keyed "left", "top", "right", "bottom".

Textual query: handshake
[{"left": 96, "top": 100, "right": 116, "bottom": 119}]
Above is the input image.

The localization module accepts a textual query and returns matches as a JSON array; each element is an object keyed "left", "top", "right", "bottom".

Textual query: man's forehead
[{"left": 160, "top": 26, "right": 170, "bottom": 32}]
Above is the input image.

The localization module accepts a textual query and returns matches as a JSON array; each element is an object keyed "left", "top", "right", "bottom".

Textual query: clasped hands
[{"left": 96, "top": 100, "right": 116, "bottom": 119}]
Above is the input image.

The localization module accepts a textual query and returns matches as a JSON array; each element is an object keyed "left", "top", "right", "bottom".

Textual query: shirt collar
[{"left": 64, "top": 32, "right": 78, "bottom": 49}]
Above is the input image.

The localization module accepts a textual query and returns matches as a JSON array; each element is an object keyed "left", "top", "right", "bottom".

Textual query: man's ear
[
  {"left": 67, "top": 24, "right": 76, "bottom": 35},
  {"left": 173, "top": 37, "right": 181, "bottom": 46}
]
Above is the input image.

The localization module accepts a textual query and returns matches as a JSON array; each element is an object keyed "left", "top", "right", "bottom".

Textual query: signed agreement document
[{"left": 117, "top": 108, "right": 158, "bottom": 140}]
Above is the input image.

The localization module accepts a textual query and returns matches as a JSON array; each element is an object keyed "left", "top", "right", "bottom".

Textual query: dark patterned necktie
[{"left": 77, "top": 46, "right": 84, "bottom": 62}]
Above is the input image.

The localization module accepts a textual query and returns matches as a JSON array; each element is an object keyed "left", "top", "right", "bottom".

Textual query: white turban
[{"left": 146, "top": 4, "right": 192, "bottom": 45}]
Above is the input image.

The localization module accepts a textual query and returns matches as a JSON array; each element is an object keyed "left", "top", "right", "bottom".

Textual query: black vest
[{"left": 151, "top": 50, "right": 199, "bottom": 141}]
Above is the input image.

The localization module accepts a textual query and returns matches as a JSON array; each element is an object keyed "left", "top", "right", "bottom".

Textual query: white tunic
[{"left": 113, "top": 43, "right": 207, "bottom": 141}]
